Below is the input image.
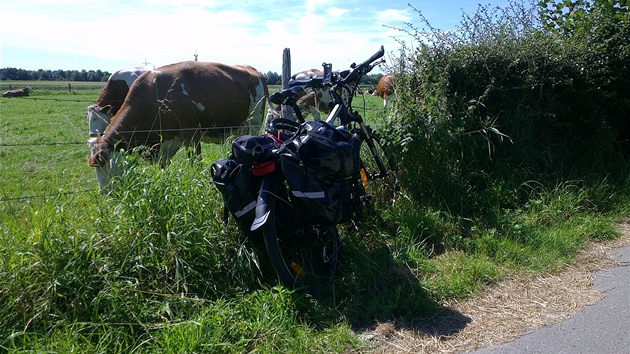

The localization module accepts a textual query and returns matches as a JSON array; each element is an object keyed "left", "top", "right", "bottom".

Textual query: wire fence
[
  {"left": 0, "top": 189, "right": 95, "bottom": 203},
  {"left": 0, "top": 123, "right": 253, "bottom": 203},
  {"left": 1, "top": 82, "right": 106, "bottom": 92},
  {"left": 2, "top": 91, "right": 388, "bottom": 204}
]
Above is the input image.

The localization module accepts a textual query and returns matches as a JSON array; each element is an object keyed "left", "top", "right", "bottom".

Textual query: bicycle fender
[{"left": 250, "top": 176, "right": 278, "bottom": 231}]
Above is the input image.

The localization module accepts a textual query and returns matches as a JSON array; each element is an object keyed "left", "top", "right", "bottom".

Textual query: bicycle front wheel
[
  {"left": 261, "top": 179, "right": 339, "bottom": 296},
  {"left": 358, "top": 130, "right": 398, "bottom": 210}
]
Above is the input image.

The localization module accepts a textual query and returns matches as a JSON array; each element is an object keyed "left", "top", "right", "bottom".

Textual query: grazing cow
[
  {"left": 377, "top": 74, "right": 395, "bottom": 107},
  {"left": 88, "top": 61, "right": 269, "bottom": 190},
  {"left": 2, "top": 86, "right": 33, "bottom": 98},
  {"left": 87, "top": 66, "right": 153, "bottom": 136},
  {"left": 291, "top": 69, "right": 332, "bottom": 120}
]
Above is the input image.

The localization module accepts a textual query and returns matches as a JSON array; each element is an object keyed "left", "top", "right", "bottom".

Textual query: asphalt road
[{"left": 466, "top": 244, "right": 630, "bottom": 354}]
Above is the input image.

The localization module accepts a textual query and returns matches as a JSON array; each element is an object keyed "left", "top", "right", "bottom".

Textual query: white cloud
[
  {"left": 327, "top": 7, "right": 351, "bottom": 18},
  {"left": 1, "top": 0, "right": 414, "bottom": 72},
  {"left": 379, "top": 8, "right": 412, "bottom": 23}
]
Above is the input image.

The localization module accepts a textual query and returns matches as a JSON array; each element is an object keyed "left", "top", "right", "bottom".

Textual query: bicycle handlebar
[
  {"left": 341, "top": 45, "right": 385, "bottom": 85},
  {"left": 287, "top": 45, "right": 385, "bottom": 89}
]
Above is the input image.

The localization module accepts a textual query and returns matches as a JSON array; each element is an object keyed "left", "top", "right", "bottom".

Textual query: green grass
[{"left": 1, "top": 83, "right": 628, "bottom": 352}]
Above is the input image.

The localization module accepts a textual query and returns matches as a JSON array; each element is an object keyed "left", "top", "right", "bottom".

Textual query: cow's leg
[{"left": 157, "top": 139, "right": 183, "bottom": 168}]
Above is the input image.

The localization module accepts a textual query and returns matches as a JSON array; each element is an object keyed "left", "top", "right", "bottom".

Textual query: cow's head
[
  {"left": 87, "top": 105, "right": 113, "bottom": 137},
  {"left": 88, "top": 137, "right": 123, "bottom": 191}
]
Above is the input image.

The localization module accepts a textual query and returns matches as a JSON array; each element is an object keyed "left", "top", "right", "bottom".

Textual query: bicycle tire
[
  {"left": 358, "top": 129, "right": 398, "bottom": 210},
  {"left": 261, "top": 178, "right": 339, "bottom": 296}
]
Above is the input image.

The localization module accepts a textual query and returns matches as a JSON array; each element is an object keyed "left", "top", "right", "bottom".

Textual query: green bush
[{"left": 390, "top": 0, "right": 630, "bottom": 219}]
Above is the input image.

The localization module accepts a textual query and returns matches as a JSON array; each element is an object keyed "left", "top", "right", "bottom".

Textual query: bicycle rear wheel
[
  {"left": 261, "top": 179, "right": 339, "bottom": 296},
  {"left": 358, "top": 130, "right": 398, "bottom": 209}
]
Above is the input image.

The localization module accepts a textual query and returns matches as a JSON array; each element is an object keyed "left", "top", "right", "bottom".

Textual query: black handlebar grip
[
  {"left": 359, "top": 45, "right": 385, "bottom": 69},
  {"left": 341, "top": 46, "right": 385, "bottom": 85}
]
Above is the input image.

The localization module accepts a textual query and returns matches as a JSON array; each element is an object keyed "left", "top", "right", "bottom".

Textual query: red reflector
[{"left": 251, "top": 160, "right": 276, "bottom": 176}]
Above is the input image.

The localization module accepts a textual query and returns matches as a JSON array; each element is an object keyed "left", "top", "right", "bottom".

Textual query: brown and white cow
[
  {"left": 2, "top": 86, "right": 33, "bottom": 98},
  {"left": 377, "top": 74, "right": 395, "bottom": 107},
  {"left": 291, "top": 69, "right": 332, "bottom": 121},
  {"left": 87, "top": 61, "right": 269, "bottom": 190},
  {"left": 87, "top": 66, "right": 153, "bottom": 136}
]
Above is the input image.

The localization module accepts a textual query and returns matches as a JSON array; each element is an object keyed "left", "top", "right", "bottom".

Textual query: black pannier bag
[
  {"left": 211, "top": 158, "right": 262, "bottom": 241},
  {"left": 211, "top": 134, "right": 279, "bottom": 242},
  {"left": 279, "top": 121, "right": 355, "bottom": 225}
]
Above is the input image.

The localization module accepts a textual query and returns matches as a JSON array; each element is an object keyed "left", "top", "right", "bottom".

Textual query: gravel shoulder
[{"left": 364, "top": 219, "right": 630, "bottom": 353}]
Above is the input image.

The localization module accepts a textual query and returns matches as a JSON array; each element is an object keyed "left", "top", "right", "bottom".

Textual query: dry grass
[{"left": 363, "top": 220, "right": 630, "bottom": 353}]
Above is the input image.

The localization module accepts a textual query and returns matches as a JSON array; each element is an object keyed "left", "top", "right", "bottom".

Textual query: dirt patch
[{"left": 364, "top": 220, "right": 630, "bottom": 353}]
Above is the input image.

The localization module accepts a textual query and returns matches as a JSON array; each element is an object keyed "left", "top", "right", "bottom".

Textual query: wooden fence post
[{"left": 281, "top": 48, "right": 294, "bottom": 119}]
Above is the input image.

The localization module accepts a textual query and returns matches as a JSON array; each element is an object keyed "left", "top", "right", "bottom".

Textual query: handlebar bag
[
  {"left": 279, "top": 121, "right": 355, "bottom": 225},
  {"left": 211, "top": 157, "right": 262, "bottom": 243}
]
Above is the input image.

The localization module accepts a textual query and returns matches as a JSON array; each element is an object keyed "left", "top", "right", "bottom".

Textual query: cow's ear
[{"left": 100, "top": 105, "right": 112, "bottom": 114}]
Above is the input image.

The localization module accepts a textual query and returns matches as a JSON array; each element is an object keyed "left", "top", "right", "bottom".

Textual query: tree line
[
  {"left": 0, "top": 68, "right": 112, "bottom": 82},
  {"left": 0, "top": 67, "right": 384, "bottom": 86}
]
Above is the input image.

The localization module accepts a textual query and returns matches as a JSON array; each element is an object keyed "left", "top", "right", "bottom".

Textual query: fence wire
[{"left": 1, "top": 189, "right": 95, "bottom": 203}]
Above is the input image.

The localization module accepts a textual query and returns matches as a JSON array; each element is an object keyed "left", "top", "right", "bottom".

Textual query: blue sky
[{"left": 1, "top": 0, "right": 512, "bottom": 74}]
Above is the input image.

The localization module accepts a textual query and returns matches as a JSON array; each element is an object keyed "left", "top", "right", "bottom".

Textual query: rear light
[{"left": 251, "top": 160, "right": 277, "bottom": 176}]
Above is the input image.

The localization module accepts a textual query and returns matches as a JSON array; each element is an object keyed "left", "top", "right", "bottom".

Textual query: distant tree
[
  {"left": 0, "top": 68, "right": 115, "bottom": 82},
  {"left": 56, "top": 70, "right": 67, "bottom": 80},
  {"left": 0, "top": 68, "right": 32, "bottom": 80},
  {"left": 37, "top": 69, "right": 50, "bottom": 81},
  {"left": 264, "top": 71, "right": 281, "bottom": 85},
  {"left": 87, "top": 70, "right": 99, "bottom": 82},
  {"left": 69, "top": 70, "right": 80, "bottom": 81},
  {"left": 361, "top": 73, "right": 383, "bottom": 86}
]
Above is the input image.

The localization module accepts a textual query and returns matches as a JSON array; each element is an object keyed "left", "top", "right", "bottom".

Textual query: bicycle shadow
[{"left": 299, "top": 243, "right": 472, "bottom": 338}]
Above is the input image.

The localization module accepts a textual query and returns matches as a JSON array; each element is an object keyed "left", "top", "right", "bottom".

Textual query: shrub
[{"left": 389, "top": 0, "right": 630, "bottom": 220}]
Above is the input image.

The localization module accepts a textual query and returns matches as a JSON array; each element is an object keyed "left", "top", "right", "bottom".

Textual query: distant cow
[
  {"left": 87, "top": 66, "right": 153, "bottom": 136},
  {"left": 88, "top": 61, "right": 269, "bottom": 190},
  {"left": 377, "top": 74, "right": 395, "bottom": 107},
  {"left": 3, "top": 86, "right": 33, "bottom": 98}
]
